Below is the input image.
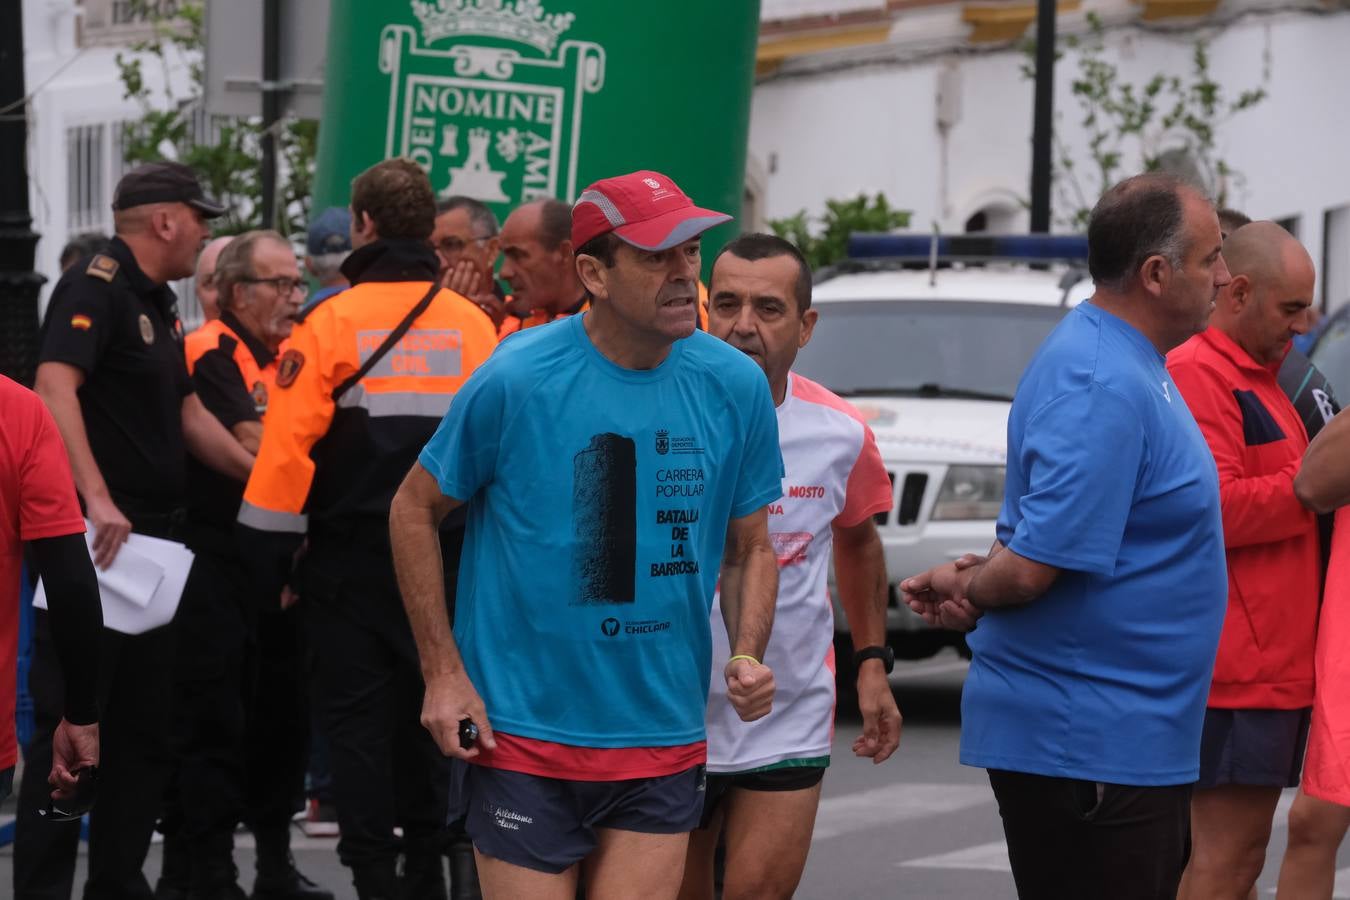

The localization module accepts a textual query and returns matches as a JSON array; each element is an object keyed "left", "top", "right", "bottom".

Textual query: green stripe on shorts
[{"left": 737, "top": 755, "right": 831, "bottom": 775}]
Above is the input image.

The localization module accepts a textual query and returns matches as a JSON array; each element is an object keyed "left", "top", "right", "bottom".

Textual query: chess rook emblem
[
  {"left": 447, "top": 127, "right": 510, "bottom": 202},
  {"left": 382, "top": 0, "right": 607, "bottom": 211}
]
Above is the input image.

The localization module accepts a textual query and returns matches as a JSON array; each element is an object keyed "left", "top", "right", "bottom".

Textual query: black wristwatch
[{"left": 853, "top": 645, "right": 895, "bottom": 674}]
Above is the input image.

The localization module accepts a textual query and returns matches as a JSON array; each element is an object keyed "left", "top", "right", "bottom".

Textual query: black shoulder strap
[{"left": 332, "top": 281, "right": 441, "bottom": 403}]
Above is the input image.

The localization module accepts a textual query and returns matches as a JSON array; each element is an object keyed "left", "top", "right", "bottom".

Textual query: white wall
[
  {"left": 23, "top": 0, "right": 196, "bottom": 311},
  {"left": 750, "top": 5, "right": 1350, "bottom": 306}
]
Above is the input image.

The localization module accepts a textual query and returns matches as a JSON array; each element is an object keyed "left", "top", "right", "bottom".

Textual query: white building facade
[
  {"left": 23, "top": 0, "right": 196, "bottom": 308},
  {"left": 752, "top": 0, "right": 1350, "bottom": 310},
  {"left": 22, "top": 1, "right": 1350, "bottom": 312}
]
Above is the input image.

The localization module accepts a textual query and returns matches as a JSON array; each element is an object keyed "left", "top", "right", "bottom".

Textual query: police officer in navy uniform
[{"left": 17, "top": 161, "right": 254, "bottom": 900}]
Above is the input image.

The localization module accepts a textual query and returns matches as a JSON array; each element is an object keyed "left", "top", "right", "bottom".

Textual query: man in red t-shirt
[
  {"left": 1167, "top": 222, "right": 1321, "bottom": 899},
  {"left": 0, "top": 374, "right": 103, "bottom": 805}
]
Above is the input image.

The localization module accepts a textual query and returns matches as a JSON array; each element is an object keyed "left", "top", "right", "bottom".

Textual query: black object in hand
[
  {"left": 458, "top": 718, "right": 479, "bottom": 750},
  {"left": 39, "top": 766, "right": 98, "bottom": 822}
]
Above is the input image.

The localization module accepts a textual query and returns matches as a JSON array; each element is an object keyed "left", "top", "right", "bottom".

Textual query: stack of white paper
[{"left": 34, "top": 521, "right": 195, "bottom": 634}]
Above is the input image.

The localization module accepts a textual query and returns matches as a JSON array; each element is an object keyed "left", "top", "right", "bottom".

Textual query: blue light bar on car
[{"left": 847, "top": 233, "right": 1089, "bottom": 262}]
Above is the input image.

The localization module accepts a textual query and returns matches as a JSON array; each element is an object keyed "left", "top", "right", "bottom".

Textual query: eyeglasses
[
  {"left": 434, "top": 234, "right": 496, "bottom": 256},
  {"left": 241, "top": 276, "right": 308, "bottom": 296},
  {"left": 39, "top": 766, "right": 98, "bottom": 823}
]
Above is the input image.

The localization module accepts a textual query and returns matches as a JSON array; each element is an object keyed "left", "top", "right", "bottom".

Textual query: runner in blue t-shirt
[
  {"left": 390, "top": 171, "right": 784, "bottom": 900},
  {"left": 901, "top": 174, "right": 1232, "bottom": 900}
]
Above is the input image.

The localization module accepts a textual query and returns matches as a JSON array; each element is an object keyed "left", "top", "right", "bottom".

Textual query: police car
[{"left": 792, "top": 234, "right": 1093, "bottom": 688}]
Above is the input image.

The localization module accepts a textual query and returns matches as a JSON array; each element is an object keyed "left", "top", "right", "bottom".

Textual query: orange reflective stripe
[
  {"left": 184, "top": 319, "right": 229, "bottom": 374},
  {"left": 185, "top": 318, "right": 281, "bottom": 419}
]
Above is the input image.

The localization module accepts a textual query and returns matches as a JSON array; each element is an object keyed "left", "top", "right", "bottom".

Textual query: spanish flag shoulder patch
[{"left": 70, "top": 314, "right": 92, "bottom": 331}]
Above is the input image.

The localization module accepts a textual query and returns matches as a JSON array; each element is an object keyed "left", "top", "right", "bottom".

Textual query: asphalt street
[{"left": 4, "top": 649, "right": 1350, "bottom": 898}]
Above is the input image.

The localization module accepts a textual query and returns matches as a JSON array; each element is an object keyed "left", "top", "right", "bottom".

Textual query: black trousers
[
  {"left": 162, "top": 549, "right": 251, "bottom": 843},
  {"left": 15, "top": 614, "right": 176, "bottom": 900},
  {"left": 988, "top": 769, "right": 1192, "bottom": 900},
  {"left": 299, "top": 531, "right": 454, "bottom": 881},
  {"left": 245, "top": 602, "right": 309, "bottom": 832},
  {"left": 160, "top": 545, "right": 309, "bottom": 846}
]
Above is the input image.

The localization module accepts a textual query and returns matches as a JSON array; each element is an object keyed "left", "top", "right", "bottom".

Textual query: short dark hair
[
  {"left": 535, "top": 199, "right": 573, "bottom": 251},
  {"left": 1217, "top": 207, "right": 1251, "bottom": 239},
  {"left": 436, "top": 195, "right": 499, "bottom": 237},
  {"left": 351, "top": 158, "right": 436, "bottom": 241},
  {"left": 1087, "top": 173, "right": 1197, "bottom": 291},
  {"left": 214, "top": 229, "right": 289, "bottom": 310},
  {"left": 713, "top": 233, "right": 813, "bottom": 314},
  {"left": 575, "top": 231, "right": 622, "bottom": 268},
  {"left": 59, "top": 232, "right": 110, "bottom": 271}
]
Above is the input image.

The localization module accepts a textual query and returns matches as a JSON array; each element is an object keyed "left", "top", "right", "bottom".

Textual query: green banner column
[{"left": 313, "top": 1, "right": 761, "bottom": 259}]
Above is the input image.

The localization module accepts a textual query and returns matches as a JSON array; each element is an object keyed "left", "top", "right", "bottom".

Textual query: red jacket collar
[{"left": 1199, "top": 326, "right": 1287, "bottom": 378}]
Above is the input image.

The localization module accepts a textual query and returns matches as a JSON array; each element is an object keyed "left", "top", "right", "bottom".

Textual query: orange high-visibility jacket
[
  {"left": 238, "top": 269, "right": 498, "bottom": 538},
  {"left": 185, "top": 314, "right": 280, "bottom": 410}
]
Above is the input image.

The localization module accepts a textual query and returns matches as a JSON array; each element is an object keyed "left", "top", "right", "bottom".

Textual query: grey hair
[
  {"left": 214, "top": 229, "right": 290, "bottom": 311},
  {"left": 436, "top": 195, "right": 499, "bottom": 237}
]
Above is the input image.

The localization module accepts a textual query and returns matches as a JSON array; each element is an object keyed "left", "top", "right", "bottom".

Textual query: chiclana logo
[
  {"left": 600, "top": 617, "right": 620, "bottom": 637},
  {"left": 655, "top": 429, "right": 669, "bottom": 455},
  {"left": 384, "top": 0, "right": 607, "bottom": 209},
  {"left": 643, "top": 177, "right": 660, "bottom": 189}
]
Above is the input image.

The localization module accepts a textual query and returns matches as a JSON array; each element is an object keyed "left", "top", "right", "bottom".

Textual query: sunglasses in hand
[{"left": 39, "top": 766, "right": 98, "bottom": 823}]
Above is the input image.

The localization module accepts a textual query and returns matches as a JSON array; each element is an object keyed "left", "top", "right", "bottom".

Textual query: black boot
[
  {"left": 353, "top": 863, "right": 403, "bottom": 900},
  {"left": 250, "top": 856, "right": 333, "bottom": 900},
  {"left": 401, "top": 853, "right": 446, "bottom": 900},
  {"left": 447, "top": 832, "right": 481, "bottom": 900},
  {"left": 155, "top": 829, "right": 192, "bottom": 900},
  {"left": 187, "top": 830, "right": 248, "bottom": 900},
  {"left": 250, "top": 824, "right": 334, "bottom": 900}
]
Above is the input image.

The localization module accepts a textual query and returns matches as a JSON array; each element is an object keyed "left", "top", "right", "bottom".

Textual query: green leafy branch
[
  {"left": 768, "top": 193, "right": 912, "bottom": 270},
  {"left": 113, "top": 0, "right": 317, "bottom": 236},
  {"left": 1021, "top": 12, "right": 1268, "bottom": 228}
]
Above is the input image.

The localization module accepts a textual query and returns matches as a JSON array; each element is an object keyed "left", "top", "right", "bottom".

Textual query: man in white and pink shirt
[{"left": 679, "top": 233, "right": 902, "bottom": 900}]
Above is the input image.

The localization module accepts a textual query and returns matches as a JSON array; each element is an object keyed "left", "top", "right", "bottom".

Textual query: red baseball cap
[{"left": 572, "top": 171, "right": 731, "bottom": 252}]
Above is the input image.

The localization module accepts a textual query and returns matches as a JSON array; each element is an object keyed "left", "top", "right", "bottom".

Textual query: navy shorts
[
  {"left": 1197, "top": 707, "right": 1312, "bottom": 789},
  {"left": 449, "top": 761, "right": 706, "bottom": 874}
]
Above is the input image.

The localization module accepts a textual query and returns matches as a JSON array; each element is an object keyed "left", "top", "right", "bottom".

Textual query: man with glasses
[
  {"left": 238, "top": 159, "right": 498, "bottom": 900},
  {"left": 431, "top": 196, "right": 509, "bottom": 330},
  {"left": 157, "top": 230, "right": 331, "bottom": 900}
]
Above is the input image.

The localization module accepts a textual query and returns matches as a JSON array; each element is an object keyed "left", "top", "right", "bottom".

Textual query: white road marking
[
  {"left": 813, "top": 782, "right": 992, "bottom": 841},
  {"left": 901, "top": 839, "right": 1012, "bottom": 872},
  {"left": 1274, "top": 788, "right": 1296, "bottom": 824},
  {"left": 892, "top": 658, "right": 971, "bottom": 680}
]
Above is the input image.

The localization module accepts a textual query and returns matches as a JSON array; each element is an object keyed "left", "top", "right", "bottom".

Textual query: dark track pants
[
  {"left": 988, "top": 768, "right": 1192, "bottom": 900},
  {"left": 15, "top": 614, "right": 175, "bottom": 900},
  {"left": 300, "top": 533, "right": 454, "bottom": 891}
]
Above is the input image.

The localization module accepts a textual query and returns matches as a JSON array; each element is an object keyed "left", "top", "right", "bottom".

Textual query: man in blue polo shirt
[
  {"left": 902, "top": 172, "right": 1232, "bottom": 900},
  {"left": 389, "top": 170, "right": 783, "bottom": 900}
]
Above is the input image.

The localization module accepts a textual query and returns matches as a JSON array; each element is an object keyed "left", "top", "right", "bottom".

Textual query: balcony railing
[{"left": 79, "top": 0, "right": 185, "bottom": 47}]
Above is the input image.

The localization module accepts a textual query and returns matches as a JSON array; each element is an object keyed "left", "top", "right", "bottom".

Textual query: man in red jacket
[{"left": 1167, "top": 220, "right": 1321, "bottom": 900}]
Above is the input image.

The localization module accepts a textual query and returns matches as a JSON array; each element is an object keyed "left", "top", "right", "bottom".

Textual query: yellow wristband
[{"left": 727, "top": 654, "right": 760, "bottom": 666}]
